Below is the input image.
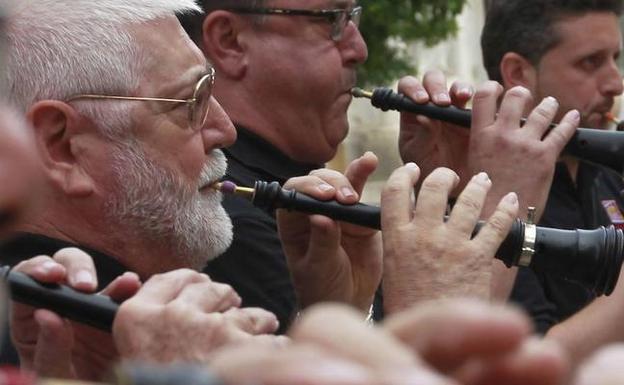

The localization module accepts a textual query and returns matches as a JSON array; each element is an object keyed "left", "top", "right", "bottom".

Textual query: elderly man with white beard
[
  {"left": 0, "top": 1, "right": 591, "bottom": 384},
  {"left": 0, "top": 0, "right": 283, "bottom": 375}
]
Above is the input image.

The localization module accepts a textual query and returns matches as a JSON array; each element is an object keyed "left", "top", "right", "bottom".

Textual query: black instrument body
[
  {"left": 253, "top": 181, "right": 624, "bottom": 296},
  {"left": 0, "top": 266, "right": 118, "bottom": 331},
  {"left": 369, "top": 87, "right": 624, "bottom": 174}
]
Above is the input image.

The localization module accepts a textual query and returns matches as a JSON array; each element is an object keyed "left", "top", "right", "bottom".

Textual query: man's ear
[
  {"left": 27, "top": 100, "right": 95, "bottom": 197},
  {"left": 499, "top": 52, "right": 538, "bottom": 91},
  {"left": 201, "top": 11, "right": 251, "bottom": 79}
]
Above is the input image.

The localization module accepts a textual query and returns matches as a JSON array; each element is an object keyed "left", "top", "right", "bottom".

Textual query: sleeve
[{"left": 509, "top": 267, "right": 559, "bottom": 334}]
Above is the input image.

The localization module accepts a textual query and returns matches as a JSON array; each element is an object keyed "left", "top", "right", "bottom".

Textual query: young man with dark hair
[{"left": 401, "top": 0, "right": 624, "bottom": 366}]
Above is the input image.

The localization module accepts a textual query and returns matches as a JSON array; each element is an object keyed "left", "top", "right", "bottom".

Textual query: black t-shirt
[
  {"left": 203, "top": 127, "right": 320, "bottom": 333},
  {"left": 510, "top": 161, "right": 624, "bottom": 333},
  {"left": 0, "top": 232, "right": 128, "bottom": 364}
]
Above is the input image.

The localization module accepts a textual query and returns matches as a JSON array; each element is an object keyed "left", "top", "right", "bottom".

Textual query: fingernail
[
  {"left": 73, "top": 270, "right": 94, "bottom": 286},
  {"left": 436, "top": 93, "right": 450, "bottom": 103},
  {"left": 341, "top": 187, "right": 355, "bottom": 198},
  {"left": 40, "top": 261, "right": 59, "bottom": 274},
  {"left": 318, "top": 183, "right": 334, "bottom": 192},
  {"left": 475, "top": 172, "right": 490, "bottom": 184},
  {"left": 504, "top": 192, "right": 518, "bottom": 204},
  {"left": 415, "top": 90, "right": 429, "bottom": 100},
  {"left": 570, "top": 109, "right": 581, "bottom": 123},
  {"left": 460, "top": 86, "right": 473, "bottom": 96},
  {"left": 405, "top": 162, "right": 419, "bottom": 171},
  {"left": 544, "top": 96, "right": 558, "bottom": 106}
]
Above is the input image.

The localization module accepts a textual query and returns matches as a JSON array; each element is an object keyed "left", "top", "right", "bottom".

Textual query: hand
[
  {"left": 10, "top": 248, "right": 141, "bottom": 381},
  {"left": 384, "top": 298, "right": 569, "bottom": 385},
  {"left": 572, "top": 344, "right": 624, "bottom": 385},
  {"left": 469, "top": 83, "right": 579, "bottom": 220},
  {"left": 277, "top": 152, "right": 382, "bottom": 312},
  {"left": 113, "top": 269, "right": 281, "bottom": 364},
  {"left": 210, "top": 304, "right": 450, "bottom": 385},
  {"left": 381, "top": 165, "right": 519, "bottom": 313},
  {"left": 398, "top": 70, "right": 473, "bottom": 195}
]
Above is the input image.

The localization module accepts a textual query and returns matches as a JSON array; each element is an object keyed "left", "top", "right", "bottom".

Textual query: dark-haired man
[
  {"left": 400, "top": 0, "right": 624, "bottom": 366},
  {"left": 180, "top": 0, "right": 580, "bottom": 328}
]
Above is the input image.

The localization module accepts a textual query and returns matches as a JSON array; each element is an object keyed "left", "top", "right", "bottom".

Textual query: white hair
[{"left": 4, "top": 0, "right": 201, "bottom": 137}]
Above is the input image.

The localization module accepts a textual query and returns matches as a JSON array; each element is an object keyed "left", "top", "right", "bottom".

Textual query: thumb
[
  {"left": 33, "top": 309, "right": 76, "bottom": 379},
  {"left": 305, "top": 215, "right": 342, "bottom": 265}
]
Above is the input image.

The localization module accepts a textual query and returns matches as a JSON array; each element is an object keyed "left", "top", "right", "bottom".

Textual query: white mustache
[{"left": 198, "top": 150, "right": 227, "bottom": 189}]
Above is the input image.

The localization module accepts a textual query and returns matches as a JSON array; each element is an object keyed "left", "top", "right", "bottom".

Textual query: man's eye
[{"left": 579, "top": 55, "right": 604, "bottom": 71}]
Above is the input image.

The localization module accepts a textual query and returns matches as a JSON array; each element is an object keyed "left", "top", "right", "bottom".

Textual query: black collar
[
  {"left": 0, "top": 232, "right": 127, "bottom": 290},
  {"left": 224, "top": 125, "right": 322, "bottom": 184}
]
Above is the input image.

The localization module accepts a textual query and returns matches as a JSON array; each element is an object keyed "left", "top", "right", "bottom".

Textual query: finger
[
  {"left": 282, "top": 174, "right": 343, "bottom": 202},
  {"left": 209, "top": 343, "right": 374, "bottom": 385},
  {"left": 224, "top": 307, "right": 280, "bottom": 335},
  {"left": 524, "top": 96, "right": 559, "bottom": 139},
  {"left": 543, "top": 109, "right": 580, "bottom": 152},
  {"left": 384, "top": 298, "right": 532, "bottom": 373},
  {"left": 344, "top": 152, "right": 378, "bottom": 195},
  {"left": 471, "top": 81, "right": 504, "bottom": 131},
  {"left": 380, "top": 163, "right": 420, "bottom": 228},
  {"left": 303, "top": 215, "right": 342, "bottom": 265},
  {"left": 413, "top": 168, "right": 459, "bottom": 224},
  {"left": 398, "top": 75, "right": 430, "bottom": 104},
  {"left": 52, "top": 247, "right": 98, "bottom": 292},
  {"left": 13, "top": 256, "right": 66, "bottom": 284},
  {"left": 308, "top": 169, "right": 359, "bottom": 203},
  {"left": 474, "top": 192, "right": 519, "bottom": 255},
  {"left": 422, "top": 70, "right": 451, "bottom": 105},
  {"left": 132, "top": 269, "right": 210, "bottom": 304},
  {"left": 32, "top": 309, "right": 74, "bottom": 378},
  {"left": 574, "top": 344, "right": 624, "bottom": 385},
  {"left": 446, "top": 172, "right": 492, "bottom": 235},
  {"left": 449, "top": 81, "right": 474, "bottom": 108},
  {"left": 458, "top": 338, "right": 568, "bottom": 385},
  {"left": 496, "top": 86, "right": 533, "bottom": 132},
  {"left": 100, "top": 272, "right": 142, "bottom": 302},
  {"left": 291, "top": 304, "right": 420, "bottom": 370},
  {"left": 174, "top": 281, "right": 242, "bottom": 313}
]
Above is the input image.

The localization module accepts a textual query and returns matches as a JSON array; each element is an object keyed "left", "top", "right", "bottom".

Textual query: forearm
[{"left": 546, "top": 282, "right": 624, "bottom": 368}]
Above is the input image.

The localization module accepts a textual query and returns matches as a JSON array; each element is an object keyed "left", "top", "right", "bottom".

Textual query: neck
[{"left": 20, "top": 205, "right": 194, "bottom": 280}]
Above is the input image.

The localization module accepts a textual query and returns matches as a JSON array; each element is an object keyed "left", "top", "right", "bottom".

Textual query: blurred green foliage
[{"left": 357, "top": 0, "right": 468, "bottom": 86}]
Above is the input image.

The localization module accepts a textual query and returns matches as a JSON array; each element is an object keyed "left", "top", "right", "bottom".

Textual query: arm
[{"left": 545, "top": 267, "right": 624, "bottom": 368}]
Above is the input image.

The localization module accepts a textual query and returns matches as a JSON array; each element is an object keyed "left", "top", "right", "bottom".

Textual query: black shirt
[
  {"left": 0, "top": 232, "right": 128, "bottom": 364},
  {"left": 510, "top": 161, "right": 624, "bottom": 333},
  {"left": 204, "top": 127, "right": 320, "bottom": 333}
]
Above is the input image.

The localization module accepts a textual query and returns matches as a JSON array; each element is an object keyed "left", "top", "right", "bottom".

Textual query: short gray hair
[{"left": 5, "top": 0, "right": 201, "bottom": 138}]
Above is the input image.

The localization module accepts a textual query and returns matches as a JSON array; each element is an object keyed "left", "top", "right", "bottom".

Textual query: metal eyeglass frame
[{"left": 65, "top": 67, "right": 215, "bottom": 132}]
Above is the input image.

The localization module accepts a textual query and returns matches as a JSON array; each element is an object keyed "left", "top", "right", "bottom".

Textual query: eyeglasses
[
  {"left": 65, "top": 67, "right": 215, "bottom": 132},
  {"left": 226, "top": 6, "right": 362, "bottom": 42}
]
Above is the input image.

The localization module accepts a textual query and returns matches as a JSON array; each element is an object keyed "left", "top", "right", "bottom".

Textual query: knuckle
[
  {"left": 457, "top": 194, "right": 483, "bottom": 213},
  {"left": 487, "top": 215, "right": 511, "bottom": 235},
  {"left": 474, "top": 81, "right": 500, "bottom": 100},
  {"left": 506, "top": 86, "right": 531, "bottom": 100},
  {"left": 532, "top": 105, "right": 553, "bottom": 122},
  {"left": 382, "top": 179, "right": 406, "bottom": 197}
]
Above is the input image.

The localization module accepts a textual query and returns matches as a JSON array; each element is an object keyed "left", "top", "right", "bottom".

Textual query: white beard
[{"left": 106, "top": 142, "right": 232, "bottom": 270}]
